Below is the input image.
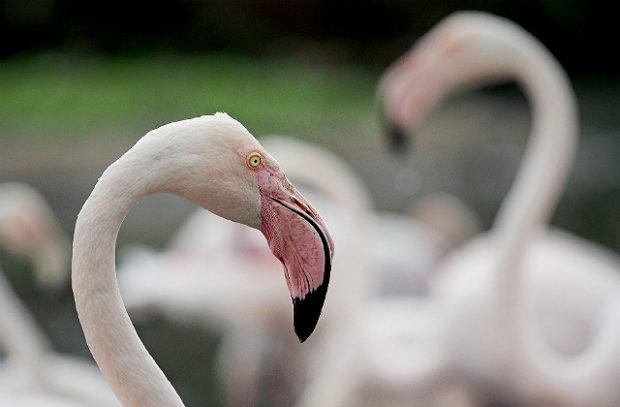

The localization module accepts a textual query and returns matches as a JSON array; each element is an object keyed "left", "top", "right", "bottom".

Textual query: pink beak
[{"left": 259, "top": 185, "right": 334, "bottom": 342}]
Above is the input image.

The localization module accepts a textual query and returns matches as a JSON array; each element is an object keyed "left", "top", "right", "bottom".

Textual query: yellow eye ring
[{"left": 246, "top": 152, "right": 263, "bottom": 169}]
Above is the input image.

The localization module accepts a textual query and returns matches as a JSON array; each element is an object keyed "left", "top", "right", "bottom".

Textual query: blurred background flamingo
[
  {"left": 0, "top": 183, "right": 120, "bottom": 406},
  {"left": 378, "top": 11, "right": 620, "bottom": 406}
]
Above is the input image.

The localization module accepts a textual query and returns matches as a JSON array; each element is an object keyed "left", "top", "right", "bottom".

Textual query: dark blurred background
[{"left": 1, "top": 0, "right": 617, "bottom": 74}]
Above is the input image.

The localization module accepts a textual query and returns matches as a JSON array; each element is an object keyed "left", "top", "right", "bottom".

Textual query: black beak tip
[
  {"left": 292, "top": 282, "right": 329, "bottom": 343},
  {"left": 386, "top": 122, "right": 411, "bottom": 153},
  {"left": 377, "top": 102, "right": 411, "bottom": 154}
]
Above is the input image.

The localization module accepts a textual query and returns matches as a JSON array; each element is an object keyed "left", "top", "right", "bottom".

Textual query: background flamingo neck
[
  {"left": 488, "top": 31, "right": 578, "bottom": 376},
  {"left": 503, "top": 44, "right": 620, "bottom": 398},
  {"left": 72, "top": 155, "right": 185, "bottom": 407},
  {"left": 0, "top": 271, "right": 51, "bottom": 387},
  {"left": 493, "top": 38, "right": 577, "bottom": 252},
  {"left": 489, "top": 33, "right": 577, "bottom": 275}
]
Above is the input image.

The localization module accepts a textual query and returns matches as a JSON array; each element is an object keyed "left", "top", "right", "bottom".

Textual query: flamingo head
[
  {"left": 138, "top": 113, "right": 334, "bottom": 342},
  {"left": 0, "top": 183, "right": 70, "bottom": 290},
  {"left": 377, "top": 12, "right": 522, "bottom": 149}
]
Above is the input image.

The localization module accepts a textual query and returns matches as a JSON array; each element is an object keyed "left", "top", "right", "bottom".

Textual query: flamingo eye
[{"left": 246, "top": 152, "right": 263, "bottom": 169}]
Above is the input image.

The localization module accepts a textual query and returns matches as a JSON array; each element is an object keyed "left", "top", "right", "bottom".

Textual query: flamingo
[
  {"left": 117, "top": 141, "right": 465, "bottom": 312},
  {"left": 72, "top": 113, "right": 334, "bottom": 407},
  {"left": 116, "top": 134, "right": 371, "bottom": 406},
  {"left": 369, "top": 194, "right": 481, "bottom": 297},
  {"left": 118, "top": 135, "right": 372, "bottom": 324},
  {"left": 406, "top": 192, "right": 481, "bottom": 249},
  {"left": 116, "top": 132, "right": 477, "bottom": 404},
  {"left": 0, "top": 392, "right": 87, "bottom": 407},
  {"left": 0, "top": 183, "right": 121, "bottom": 406},
  {"left": 379, "top": 11, "right": 620, "bottom": 406},
  {"left": 0, "top": 183, "right": 69, "bottom": 288},
  {"left": 295, "top": 295, "right": 482, "bottom": 407}
]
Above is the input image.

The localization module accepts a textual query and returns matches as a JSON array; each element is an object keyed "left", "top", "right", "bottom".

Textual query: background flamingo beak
[{"left": 385, "top": 118, "right": 412, "bottom": 153}]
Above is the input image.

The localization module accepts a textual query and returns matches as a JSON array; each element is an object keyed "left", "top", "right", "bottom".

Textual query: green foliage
[{"left": 0, "top": 54, "right": 377, "bottom": 142}]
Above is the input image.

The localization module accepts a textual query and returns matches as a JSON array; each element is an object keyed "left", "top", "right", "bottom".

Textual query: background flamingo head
[
  {"left": 378, "top": 12, "right": 528, "bottom": 145},
  {"left": 130, "top": 113, "right": 334, "bottom": 341},
  {"left": 0, "top": 182, "right": 70, "bottom": 290}
]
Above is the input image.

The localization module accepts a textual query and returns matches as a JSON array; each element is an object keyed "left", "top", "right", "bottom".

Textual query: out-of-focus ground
[{"left": 1, "top": 55, "right": 619, "bottom": 406}]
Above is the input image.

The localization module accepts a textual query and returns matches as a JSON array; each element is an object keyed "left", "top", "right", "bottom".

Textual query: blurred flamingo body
[
  {"left": 295, "top": 295, "right": 481, "bottom": 407},
  {"left": 0, "top": 392, "right": 89, "bottom": 407}
]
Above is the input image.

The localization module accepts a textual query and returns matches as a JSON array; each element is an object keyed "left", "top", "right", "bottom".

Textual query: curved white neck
[
  {"left": 488, "top": 32, "right": 577, "bottom": 374},
  {"left": 484, "top": 31, "right": 620, "bottom": 404},
  {"left": 492, "top": 35, "right": 577, "bottom": 278},
  {"left": 0, "top": 269, "right": 51, "bottom": 386},
  {"left": 72, "top": 153, "right": 185, "bottom": 407}
]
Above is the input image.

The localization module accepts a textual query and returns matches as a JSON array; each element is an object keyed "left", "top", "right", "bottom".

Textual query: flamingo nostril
[
  {"left": 292, "top": 197, "right": 317, "bottom": 219},
  {"left": 292, "top": 197, "right": 308, "bottom": 212}
]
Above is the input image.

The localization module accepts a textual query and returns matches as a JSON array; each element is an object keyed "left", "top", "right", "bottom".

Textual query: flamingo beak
[
  {"left": 382, "top": 111, "right": 412, "bottom": 153},
  {"left": 377, "top": 49, "right": 441, "bottom": 154},
  {"left": 377, "top": 73, "right": 413, "bottom": 154},
  {"left": 260, "top": 184, "right": 334, "bottom": 342}
]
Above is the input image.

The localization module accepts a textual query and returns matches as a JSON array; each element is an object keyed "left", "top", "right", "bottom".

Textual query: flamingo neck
[
  {"left": 490, "top": 31, "right": 577, "bottom": 375},
  {"left": 0, "top": 270, "right": 51, "bottom": 387},
  {"left": 72, "top": 153, "right": 185, "bottom": 407},
  {"left": 492, "top": 38, "right": 577, "bottom": 253},
  {"left": 498, "top": 42, "right": 620, "bottom": 400}
]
